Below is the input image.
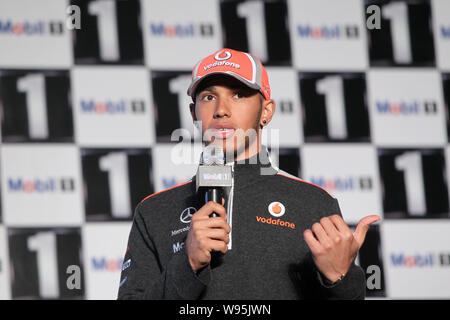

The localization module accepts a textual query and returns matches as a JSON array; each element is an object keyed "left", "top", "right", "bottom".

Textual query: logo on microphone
[
  {"left": 203, "top": 173, "right": 230, "bottom": 181},
  {"left": 180, "top": 207, "right": 197, "bottom": 224},
  {"left": 268, "top": 202, "right": 285, "bottom": 217}
]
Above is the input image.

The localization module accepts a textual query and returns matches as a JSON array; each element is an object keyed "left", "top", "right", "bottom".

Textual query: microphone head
[
  {"left": 201, "top": 145, "right": 225, "bottom": 166},
  {"left": 196, "top": 145, "right": 232, "bottom": 191}
]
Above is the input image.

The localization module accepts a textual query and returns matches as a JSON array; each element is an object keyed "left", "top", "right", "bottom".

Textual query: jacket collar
[
  {"left": 192, "top": 145, "right": 278, "bottom": 191},
  {"left": 231, "top": 146, "right": 278, "bottom": 189}
]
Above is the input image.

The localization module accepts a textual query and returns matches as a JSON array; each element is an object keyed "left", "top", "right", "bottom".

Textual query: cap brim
[{"left": 187, "top": 71, "right": 261, "bottom": 98}]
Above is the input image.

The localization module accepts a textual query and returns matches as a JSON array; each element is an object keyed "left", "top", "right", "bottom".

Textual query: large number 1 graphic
[
  {"left": 382, "top": 2, "right": 412, "bottom": 64},
  {"left": 99, "top": 152, "right": 131, "bottom": 218},
  {"left": 237, "top": 1, "right": 268, "bottom": 63},
  {"left": 169, "top": 75, "right": 201, "bottom": 139},
  {"left": 88, "top": 0, "right": 120, "bottom": 61},
  {"left": 17, "top": 74, "right": 49, "bottom": 139},
  {"left": 316, "top": 76, "right": 348, "bottom": 139},
  {"left": 27, "top": 232, "right": 59, "bottom": 298},
  {"left": 394, "top": 152, "right": 426, "bottom": 216}
]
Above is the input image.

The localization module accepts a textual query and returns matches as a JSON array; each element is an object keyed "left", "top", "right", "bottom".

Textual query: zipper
[{"left": 226, "top": 162, "right": 235, "bottom": 250}]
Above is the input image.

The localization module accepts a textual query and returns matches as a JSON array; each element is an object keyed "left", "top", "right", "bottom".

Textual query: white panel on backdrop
[
  {"left": 0, "top": 0, "right": 72, "bottom": 68},
  {"left": 0, "top": 226, "right": 11, "bottom": 299},
  {"left": 381, "top": 220, "right": 450, "bottom": 298},
  {"left": 72, "top": 67, "right": 155, "bottom": 147},
  {"left": 301, "top": 144, "right": 382, "bottom": 224},
  {"left": 82, "top": 222, "right": 132, "bottom": 300},
  {"left": 432, "top": 0, "right": 450, "bottom": 71},
  {"left": 367, "top": 69, "right": 447, "bottom": 147},
  {"left": 1, "top": 145, "right": 83, "bottom": 227},
  {"left": 262, "top": 68, "right": 303, "bottom": 148},
  {"left": 152, "top": 143, "right": 203, "bottom": 192},
  {"left": 141, "top": 0, "right": 222, "bottom": 70},
  {"left": 287, "top": 0, "right": 368, "bottom": 71}
]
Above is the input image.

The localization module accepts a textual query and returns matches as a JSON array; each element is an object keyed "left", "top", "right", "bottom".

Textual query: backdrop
[{"left": 0, "top": 0, "right": 449, "bottom": 299}]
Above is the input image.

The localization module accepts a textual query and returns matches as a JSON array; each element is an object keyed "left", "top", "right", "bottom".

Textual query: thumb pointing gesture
[{"left": 353, "top": 215, "right": 380, "bottom": 248}]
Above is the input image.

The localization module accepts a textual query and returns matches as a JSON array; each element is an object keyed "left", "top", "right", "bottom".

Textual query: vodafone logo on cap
[
  {"left": 214, "top": 50, "right": 231, "bottom": 61},
  {"left": 268, "top": 202, "right": 286, "bottom": 217}
]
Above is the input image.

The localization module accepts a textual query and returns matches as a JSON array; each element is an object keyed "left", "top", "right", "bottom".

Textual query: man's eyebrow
[
  {"left": 200, "top": 85, "right": 248, "bottom": 91},
  {"left": 196, "top": 84, "right": 252, "bottom": 96},
  {"left": 198, "top": 86, "right": 215, "bottom": 93}
]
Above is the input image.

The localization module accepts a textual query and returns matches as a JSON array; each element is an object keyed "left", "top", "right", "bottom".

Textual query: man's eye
[
  {"left": 202, "top": 94, "right": 215, "bottom": 101},
  {"left": 234, "top": 92, "right": 244, "bottom": 98}
]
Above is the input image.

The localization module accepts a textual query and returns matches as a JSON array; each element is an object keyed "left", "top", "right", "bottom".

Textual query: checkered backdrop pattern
[{"left": 0, "top": 0, "right": 449, "bottom": 299}]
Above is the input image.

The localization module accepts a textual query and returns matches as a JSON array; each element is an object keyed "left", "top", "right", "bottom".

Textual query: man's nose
[{"left": 213, "top": 98, "right": 231, "bottom": 119}]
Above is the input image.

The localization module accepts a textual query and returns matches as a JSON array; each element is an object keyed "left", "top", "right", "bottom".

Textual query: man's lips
[
  {"left": 211, "top": 128, "right": 235, "bottom": 139},
  {"left": 210, "top": 124, "right": 236, "bottom": 139}
]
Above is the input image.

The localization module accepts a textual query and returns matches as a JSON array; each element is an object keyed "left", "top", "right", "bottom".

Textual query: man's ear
[
  {"left": 189, "top": 102, "right": 197, "bottom": 121},
  {"left": 260, "top": 98, "right": 275, "bottom": 126}
]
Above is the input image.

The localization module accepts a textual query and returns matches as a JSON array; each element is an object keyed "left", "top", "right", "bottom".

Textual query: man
[{"left": 117, "top": 48, "right": 380, "bottom": 300}]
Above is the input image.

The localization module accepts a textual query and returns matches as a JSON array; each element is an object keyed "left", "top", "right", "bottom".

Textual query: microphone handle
[
  {"left": 206, "top": 187, "right": 225, "bottom": 263},
  {"left": 206, "top": 188, "right": 222, "bottom": 218}
]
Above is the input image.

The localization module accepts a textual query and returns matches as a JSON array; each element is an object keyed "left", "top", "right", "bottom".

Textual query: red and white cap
[{"left": 187, "top": 48, "right": 271, "bottom": 100}]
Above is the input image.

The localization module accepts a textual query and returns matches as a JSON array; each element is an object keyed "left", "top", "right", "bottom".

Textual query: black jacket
[{"left": 117, "top": 149, "right": 366, "bottom": 299}]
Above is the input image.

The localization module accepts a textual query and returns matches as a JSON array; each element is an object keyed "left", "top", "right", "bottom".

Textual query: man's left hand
[{"left": 303, "top": 214, "right": 380, "bottom": 283}]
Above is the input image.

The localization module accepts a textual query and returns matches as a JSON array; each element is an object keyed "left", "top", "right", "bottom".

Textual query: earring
[{"left": 262, "top": 119, "right": 267, "bottom": 125}]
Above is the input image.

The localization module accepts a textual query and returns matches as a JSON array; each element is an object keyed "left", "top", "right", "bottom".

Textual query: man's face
[{"left": 190, "top": 74, "right": 264, "bottom": 161}]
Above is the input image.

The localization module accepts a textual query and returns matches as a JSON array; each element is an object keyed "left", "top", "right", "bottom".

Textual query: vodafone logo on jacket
[
  {"left": 256, "top": 201, "right": 295, "bottom": 229},
  {"left": 268, "top": 202, "right": 285, "bottom": 217}
]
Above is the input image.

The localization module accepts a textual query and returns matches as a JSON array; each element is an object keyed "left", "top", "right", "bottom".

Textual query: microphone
[{"left": 196, "top": 145, "right": 232, "bottom": 217}]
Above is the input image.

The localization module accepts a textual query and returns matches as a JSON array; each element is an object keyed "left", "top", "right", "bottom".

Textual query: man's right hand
[{"left": 186, "top": 200, "right": 230, "bottom": 273}]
